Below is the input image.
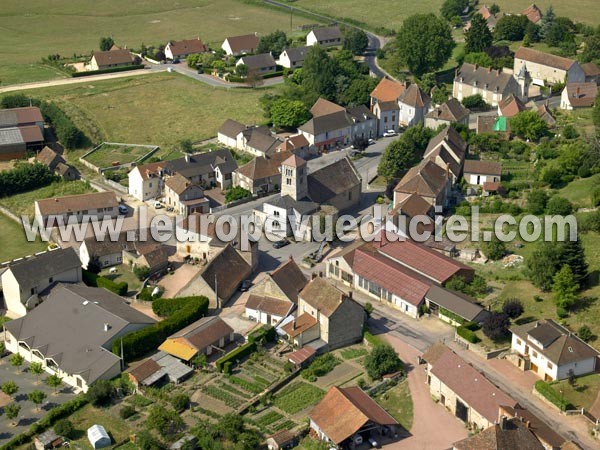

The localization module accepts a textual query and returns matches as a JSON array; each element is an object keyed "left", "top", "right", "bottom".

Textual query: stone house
[
  {"left": 163, "top": 173, "right": 209, "bottom": 217},
  {"left": 514, "top": 47, "right": 585, "bottom": 86},
  {"left": 34, "top": 191, "right": 119, "bottom": 227},
  {"left": 453, "top": 63, "right": 522, "bottom": 107},
  {"left": 425, "top": 98, "right": 470, "bottom": 129},
  {"left": 463, "top": 160, "right": 502, "bottom": 186},
  {"left": 398, "top": 84, "right": 431, "bottom": 126}
]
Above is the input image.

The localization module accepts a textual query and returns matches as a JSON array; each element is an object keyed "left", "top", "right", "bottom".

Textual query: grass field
[
  {"left": 374, "top": 379, "right": 414, "bottom": 431},
  {"left": 0, "top": 0, "right": 316, "bottom": 86},
  {"left": 551, "top": 373, "right": 600, "bottom": 409},
  {"left": 0, "top": 213, "right": 47, "bottom": 263},
  {"left": 0, "top": 63, "right": 68, "bottom": 86},
  {"left": 0, "top": 180, "right": 95, "bottom": 217},
  {"left": 291, "top": 0, "right": 599, "bottom": 32},
  {"left": 558, "top": 174, "right": 600, "bottom": 209},
  {"left": 1, "top": 72, "right": 273, "bottom": 151},
  {"left": 83, "top": 143, "right": 156, "bottom": 169}
]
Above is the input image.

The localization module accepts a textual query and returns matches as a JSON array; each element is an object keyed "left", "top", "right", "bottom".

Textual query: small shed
[
  {"left": 267, "top": 429, "right": 297, "bottom": 450},
  {"left": 34, "top": 430, "right": 64, "bottom": 450},
  {"left": 87, "top": 425, "right": 111, "bottom": 449}
]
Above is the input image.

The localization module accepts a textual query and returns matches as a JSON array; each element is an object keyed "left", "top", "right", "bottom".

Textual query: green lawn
[
  {"left": 1, "top": 73, "right": 274, "bottom": 151},
  {"left": 0, "top": 213, "right": 47, "bottom": 263},
  {"left": 0, "top": 0, "right": 316, "bottom": 86},
  {"left": 67, "top": 403, "right": 133, "bottom": 449},
  {"left": 374, "top": 380, "right": 414, "bottom": 431},
  {"left": 83, "top": 144, "right": 155, "bottom": 169},
  {"left": 558, "top": 174, "right": 600, "bottom": 209},
  {"left": 0, "top": 180, "right": 95, "bottom": 217},
  {"left": 0, "top": 63, "right": 68, "bottom": 87},
  {"left": 551, "top": 374, "right": 600, "bottom": 409},
  {"left": 493, "top": 0, "right": 600, "bottom": 26}
]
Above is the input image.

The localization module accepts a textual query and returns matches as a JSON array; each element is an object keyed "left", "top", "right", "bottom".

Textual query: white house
[
  {"left": 165, "top": 38, "right": 208, "bottom": 61},
  {"left": 221, "top": 33, "right": 259, "bottom": 56},
  {"left": 463, "top": 160, "right": 502, "bottom": 186},
  {"left": 560, "top": 82, "right": 598, "bottom": 110},
  {"left": 369, "top": 78, "right": 405, "bottom": 136},
  {"left": 0, "top": 248, "right": 82, "bottom": 317},
  {"left": 510, "top": 319, "right": 598, "bottom": 381},
  {"left": 306, "top": 27, "right": 342, "bottom": 47},
  {"left": 398, "top": 84, "right": 431, "bottom": 126},
  {"left": 3, "top": 283, "right": 155, "bottom": 392},
  {"left": 34, "top": 191, "right": 119, "bottom": 226},
  {"left": 277, "top": 46, "right": 309, "bottom": 69}
]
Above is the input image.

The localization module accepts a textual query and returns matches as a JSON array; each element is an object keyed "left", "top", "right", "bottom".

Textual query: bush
[
  {"left": 546, "top": 196, "right": 573, "bottom": 215},
  {"left": 534, "top": 380, "right": 568, "bottom": 410},
  {"left": 223, "top": 361, "right": 233, "bottom": 375},
  {"left": 86, "top": 380, "right": 116, "bottom": 407},
  {"left": 71, "top": 64, "right": 145, "bottom": 77},
  {"left": 578, "top": 325, "right": 593, "bottom": 342},
  {"left": 247, "top": 325, "right": 277, "bottom": 344},
  {"left": 225, "top": 186, "right": 252, "bottom": 204},
  {"left": 456, "top": 325, "right": 481, "bottom": 343},
  {"left": 133, "top": 266, "right": 150, "bottom": 281},
  {"left": 53, "top": 419, "right": 74, "bottom": 438},
  {"left": 301, "top": 353, "right": 340, "bottom": 380},
  {"left": 364, "top": 302, "right": 374, "bottom": 317},
  {"left": 461, "top": 94, "right": 487, "bottom": 109},
  {"left": 40, "top": 102, "right": 85, "bottom": 149},
  {"left": 216, "top": 341, "right": 257, "bottom": 372},
  {"left": 119, "top": 405, "right": 136, "bottom": 420},
  {"left": 482, "top": 312, "right": 511, "bottom": 340},
  {"left": 0, "top": 163, "right": 58, "bottom": 198},
  {"left": 364, "top": 344, "right": 403, "bottom": 380},
  {"left": 97, "top": 276, "right": 128, "bottom": 296},
  {"left": 502, "top": 298, "right": 524, "bottom": 319},
  {"left": 170, "top": 393, "right": 190, "bottom": 412},
  {"left": 113, "top": 295, "right": 209, "bottom": 361}
]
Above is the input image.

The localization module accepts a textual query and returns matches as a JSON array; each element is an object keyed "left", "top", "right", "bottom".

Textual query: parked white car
[
  {"left": 154, "top": 201, "right": 163, "bottom": 209},
  {"left": 383, "top": 130, "right": 397, "bottom": 137}
]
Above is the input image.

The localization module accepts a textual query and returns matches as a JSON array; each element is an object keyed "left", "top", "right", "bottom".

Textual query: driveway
[
  {"left": 383, "top": 334, "right": 468, "bottom": 449},
  {"left": 0, "top": 357, "right": 75, "bottom": 444},
  {"left": 158, "top": 263, "right": 201, "bottom": 298}
]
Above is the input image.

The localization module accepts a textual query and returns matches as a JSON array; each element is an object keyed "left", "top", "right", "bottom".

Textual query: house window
[
  {"left": 384, "top": 117, "right": 388, "bottom": 123},
  {"left": 348, "top": 191, "right": 352, "bottom": 201},
  {"left": 286, "top": 178, "right": 292, "bottom": 185},
  {"left": 76, "top": 377, "right": 82, "bottom": 388},
  {"left": 547, "top": 362, "right": 553, "bottom": 369},
  {"left": 149, "top": 182, "right": 153, "bottom": 188},
  {"left": 532, "top": 351, "right": 538, "bottom": 358},
  {"left": 516, "top": 338, "right": 522, "bottom": 345},
  {"left": 274, "top": 210, "right": 280, "bottom": 217}
]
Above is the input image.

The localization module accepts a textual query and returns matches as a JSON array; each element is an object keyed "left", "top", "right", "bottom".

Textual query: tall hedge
[
  {"left": 456, "top": 325, "right": 480, "bottom": 344},
  {"left": 216, "top": 341, "right": 257, "bottom": 372},
  {"left": 0, "top": 163, "right": 58, "bottom": 197},
  {"left": 40, "top": 102, "right": 84, "bottom": 149},
  {"left": 113, "top": 296, "right": 209, "bottom": 361},
  {"left": 534, "top": 380, "right": 569, "bottom": 410},
  {"left": 82, "top": 269, "right": 127, "bottom": 296}
]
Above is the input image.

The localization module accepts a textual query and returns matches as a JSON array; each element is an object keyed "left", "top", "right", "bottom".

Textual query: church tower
[
  {"left": 280, "top": 154, "right": 308, "bottom": 201},
  {"left": 517, "top": 62, "right": 530, "bottom": 102}
]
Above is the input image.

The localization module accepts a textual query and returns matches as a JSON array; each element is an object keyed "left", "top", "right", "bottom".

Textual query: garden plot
[
  {"left": 81, "top": 142, "right": 158, "bottom": 171},
  {"left": 273, "top": 381, "right": 325, "bottom": 415}
]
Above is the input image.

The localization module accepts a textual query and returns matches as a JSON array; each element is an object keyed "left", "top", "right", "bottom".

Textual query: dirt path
[{"left": 383, "top": 333, "right": 469, "bottom": 450}]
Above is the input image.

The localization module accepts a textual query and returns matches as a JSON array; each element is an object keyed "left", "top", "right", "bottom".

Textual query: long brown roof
[
  {"left": 299, "top": 276, "right": 347, "bottom": 317},
  {"left": 431, "top": 349, "right": 518, "bottom": 423},
  {"left": 0, "top": 106, "right": 43, "bottom": 128},
  {"left": 398, "top": 83, "right": 430, "bottom": 108},
  {"left": 224, "top": 34, "right": 259, "bottom": 53},
  {"left": 309, "top": 386, "right": 398, "bottom": 445},
  {"left": 563, "top": 82, "right": 598, "bottom": 108},
  {"left": 425, "top": 98, "right": 470, "bottom": 122},
  {"left": 453, "top": 419, "right": 544, "bottom": 450},
  {"left": 166, "top": 316, "right": 233, "bottom": 350},
  {"left": 200, "top": 245, "right": 252, "bottom": 300},
  {"left": 246, "top": 294, "right": 293, "bottom": 317},
  {"left": 270, "top": 257, "right": 308, "bottom": 303},
  {"left": 236, "top": 151, "right": 290, "bottom": 180},
  {"left": 167, "top": 38, "right": 208, "bottom": 56},
  {"left": 500, "top": 405, "right": 566, "bottom": 449},
  {"left": 522, "top": 4, "right": 543, "bottom": 24},
  {"left": 17, "top": 125, "right": 44, "bottom": 143},
  {"left": 498, "top": 94, "right": 526, "bottom": 118},
  {"left": 310, "top": 97, "right": 346, "bottom": 117},
  {"left": 92, "top": 48, "right": 133, "bottom": 66},
  {"left": 394, "top": 159, "right": 448, "bottom": 198},
  {"left": 582, "top": 62, "right": 600, "bottom": 77},
  {"left": 281, "top": 312, "right": 318, "bottom": 337},
  {"left": 36, "top": 191, "right": 118, "bottom": 216},
  {"left": 463, "top": 159, "right": 502, "bottom": 176},
  {"left": 515, "top": 47, "right": 576, "bottom": 71}
]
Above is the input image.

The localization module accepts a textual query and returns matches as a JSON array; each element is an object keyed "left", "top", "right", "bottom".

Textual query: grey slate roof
[
  {"left": 164, "top": 148, "right": 238, "bottom": 178},
  {"left": 455, "top": 63, "right": 519, "bottom": 94},
  {"left": 238, "top": 53, "right": 277, "bottom": 70},
  {"left": 5, "top": 283, "right": 154, "bottom": 384},
  {"left": 268, "top": 195, "right": 319, "bottom": 215},
  {"left": 3, "top": 247, "right": 81, "bottom": 285},
  {"left": 298, "top": 110, "right": 353, "bottom": 135},
  {"left": 218, "top": 119, "right": 246, "bottom": 139},
  {"left": 0, "top": 127, "right": 25, "bottom": 146},
  {"left": 281, "top": 46, "right": 309, "bottom": 63},
  {"left": 311, "top": 26, "right": 342, "bottom": 41},
  {"left": 425, "top": 285, "right": 488, "bottom": 322},
  {"left": 307, "top": 157, "right": 361, "bottom": 205}
]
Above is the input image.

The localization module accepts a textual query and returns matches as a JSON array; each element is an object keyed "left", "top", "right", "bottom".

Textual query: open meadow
[
  {"left": 0, "top": 214, "right": 47, "bottom": 263},
  {"left": 0, "top": 0, "right": 315, "bottom": 86},
  {"left": 291, "top": 0, "right": 599, "bottom": 32},
  {"left": 0, "top": 72, "right": 274, "bottom": 151}
]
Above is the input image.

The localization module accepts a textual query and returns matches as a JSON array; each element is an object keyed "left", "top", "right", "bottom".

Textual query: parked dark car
[{"left": 272, "top": 239, "right": 290, "bottom": 249}]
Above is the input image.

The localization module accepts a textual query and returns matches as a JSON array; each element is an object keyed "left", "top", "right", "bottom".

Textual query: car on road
[
  {"left": 368, "top": 138, "right": 376, "bottom": 145},
  {"left": 118, "top": 205, "right": 128, "bottom": 215},
  {"left": 154, "top": 201, "right": 163, "bottom": 209},
  {"left": 239, "top": 280, "right": 252, "bottom": 292},
  {"left": 272, "top": 238, "right": 290, "bottom": 249},
  {"left": 383, "top": 130, "right": 397, "bottom": 137}
]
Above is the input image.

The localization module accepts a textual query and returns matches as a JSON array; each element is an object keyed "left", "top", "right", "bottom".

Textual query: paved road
[
  {"left": 263, "top": 0, "right": 393, "bottom": 79},
  {"left": 164, "top": 63, "right": 285, "bottom": 88}
]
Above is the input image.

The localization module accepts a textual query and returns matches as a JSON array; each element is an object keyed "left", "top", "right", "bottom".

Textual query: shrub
[
  {"left": 170, "top": 393, "right": 190, "bottom": 412},
  {"left": 216, "top": 342, "right": 257, "bottom": 372},
  {"left": 364, "top": 344, "right": 403, "bottom": 380},
  {"left": 225, "top": 186, "right": 252, "bottom": 203},
  {"left": 364, "top": 302, "right": 374, "bottom": 317},
  {"left": 578, "top": 325, "right": 593, "bottom": 342},
  {"left": 71, "top": 64, "right": 145, "bottom": 77},
  {"left": 53, "top": 419, "right": 74, "bottom": 438},
  {"left": 96, "top": 276, "right": 128, "bottom": 296},
  {"left": 439, "top": 307, "right": 465, "bottom": 325},
  {"left": 534, "top": 380, "right": 568, "bottom": 410},
  {"left": 301, "top": 353, "right": 340, "bottom": 380},
  {"left": 546, "top": 196, "right": 573, "bottom": 215},
  {"left": 482, "top": 312, "right": 511, "bottom": 340},
  {"left": 502, "top": 298, "right": 524, "bottom": 319},
  {"left": 40, "top": 102, "right": 85, "bottom": 149},
  {"left": 86, "top": 380, "right": 116, "bottom": 407},
  {"left": 113, "top": 295, "right": 209, "bottom": 361},
  {"left": 119, "top": 405, "right": 136, "bottom": 420},
  {"left": 223, "top": 361, "right": 233, "bottom": 375},
  {"left": 456, "top": 326, "right": 481, "bottom": 343},
  {"left": 133, "top": 266, "right": 150, "bottom": 281},
  {"left": 461, "top": 94, "right": 487, "bottom": 109}
]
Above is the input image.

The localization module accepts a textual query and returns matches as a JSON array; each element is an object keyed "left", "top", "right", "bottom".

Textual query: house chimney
[
  {"left": 500, "top": 416, "right": 508, "bottom": 430},
  {"left": 487, "top": 67, "right": 491, "bottom": 73},
  {"left": 445, "top": 162, "right": 450, "bottom": 179}
]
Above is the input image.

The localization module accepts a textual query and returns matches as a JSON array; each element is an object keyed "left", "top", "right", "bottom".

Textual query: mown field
[
  {"left": 292, "top": 0, "right": 599, "bottom": 32},
  {"left": 0, "top": 72, "right": 274, "bottom": 151},
  {"left": 0, "top": 0, "right": 316, "bottom": 86},
  {"left": 0, "top": 213, "right": 47, "bottom": 263}
]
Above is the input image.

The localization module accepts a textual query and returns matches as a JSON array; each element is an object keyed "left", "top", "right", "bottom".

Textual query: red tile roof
[
  {"left": 522, "top": 4, "right": 543, "bottom": 24},
  {"left": 370, "top": 78, "right": 406, "bottom": 102},
  {"left": 167, "top": 38, "right": 208, "bottom": 56},
  {"left": 18, "top": 125, "right": 44, "bottom": 143},
  {"left": 431, "top": 350, "right": 517, "bottom": 423},
  {"left": 282, "top": 154, "right": 306, "bottom": 168},
  {"left": 353, "top": 245, "right": 431, "bottom": 306},
  {"left": 498, "top": 94, "right": 527, "bottom": 118},
  {"left": 281, "top": 312, "right": 318, "bottom": 337},
  {"left": 309, "top": 386, "right": 398, "bottom": 444},
  {"left": 287, "top": 346, "right": 316, "bottom": 365},
  {"left": 246, "top": 294, "right": 293, "bottom": 317},
  {"left": 515, "top": 47, "right": 575, "bottom": 71},
  {"left": 376, "top": 238, "right": 474, "bottom": 284}
]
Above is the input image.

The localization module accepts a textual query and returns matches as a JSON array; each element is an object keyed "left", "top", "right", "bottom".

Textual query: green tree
[
  {"left": 526, "top": 241, "right": 562, "bottom": 291},
  {"left": 342, "top": 28, "right": 369, "bottom": 55},
  {"left": 463, "top": 52, "right": 494, "bottom": 68},
  {"left": 192, "top": 353, "right": 207, "bottom": 369},
  {"left": 440, "top": 0, "right": 469, "bottom": 20},
  {"left": 489, "top": 3, "right": 500, "bottom": 14},
  {"left": 5, "top": 403, "right": 20, "bottom": 425},
  {"left": 482, "top": 236, "right": 506, "bottom": 260},
  {"left": 28, "top": 390, "right": 47, "bottom": 410},
  {"left": 235, "top": 63, "right": 248, "bottom": 77},
  {"left": 560, "top": 238, "right": 588, "bottom": 287},
  {"left": 540, "top": 6, "right": 556, "bottom": 39},
  {"left": 527, "top": 189, "right": 548, "bottom": 214},
  {"left": 581, "top": 32, "right": 600, "bottom": 63},
  {"left": 510, "top": 110, "right": 548, "bottom": 141},
  {"left": 395, "top": 14, "right": 455, "bottom": 76},
  {"left": 552, "top": 265, "right": 579, "bottom": 310},
  {"left": 461, "top": 94, "right": 487, "bottom": 109},
  {"left": 539, "top": 164, "right": 564, "bottom": 188},
  {"left": 147, "top": 405, "right": 185, "bottom": 437},
  {"left": 46, "top": 374, "right": 63, "bottom": 395},
  {"left": 10, "top": 353, "right": 24, "bottom": 373},
  {"left": 86, "top": 379, "right": 116, "bottom": 407},
  {"left": 593, "top": 94, "right": 600, "bottom": 128},
  {"left": 544, "top": 17, "right": 575, "bottom": 47},
  {"left": 364, "top": 344, "right": 403, "bottom": 380},
  {"left": 494, "top": 15, "right": 529, "bottom": 41},
  {"left": 465, "top": 14, "right": 493, "bottom": 53},
  {"left": 225, "top": 186, "right": 251, "bottom": 203},
  {"left": 482, "top": 312, "right": 511, "bottom": 340},
  {"left": 1, "top": 380, "right": 18, "bottom": 397},
  {"left": 257, "top": 30, "right": 287, "bottom": 58},
  {"left": 133, "top": 265, "right": 150, "bottom": 281},
  {"left": 170, "top": 393, "right": 190, "bottom": 412},
  {"left": 54, "top": 419, "right": 74, "bottom": 439},
  {"left": 502, "top": 298, "right": 524, "bottom": 319},
  {"left": 578, "top": 325, "right": 593, "bottom": 342},
  {"left": 270, "top": 98, "right": 311, "bottom": 128},
  {"left": 432, "top": 85, "right": 450, "bottom": 105},
  {"left": 29, "top": 361, "right": 44, "bottom": 384},
  {"left": 179, "top": 138, "right": 194, "bottom": 153},
  {"left": 136, "top": 430, "right": 162, "bottom": 450},
  {"left": 99, "top": 36, "right": 115, "bottom": 51},
  {"left": 302, "top": 46, "right": 338, "bottom": 103},
  {"left": 378, "top": 124, "right": 433, "bottom": 180},
  {"left": 546, "top": 196, "right": 573, "bottom": 215}
]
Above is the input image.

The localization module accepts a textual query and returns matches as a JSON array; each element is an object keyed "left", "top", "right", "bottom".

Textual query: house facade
[
  {"left": 453, "top": 63, "right": 522, "bottom": 107},
  {"left": 560, "top": 82, "right": 598, "bottom": 110},
  {"left": 369, "top": 78, "right": 406, "bottom": 136},
  {"left": 221, "top": 33, "right": 259, "bottom": 56},
  {"left": 90, "top": 49, "right": 134, "bottom": 70},
  {"left": 165, "top": 38, "right": 208, "bottom": 60},
  {"left": 306, "top": 27, "right": 342, "bottom": 47},
  {"left": 510, "top": 320, "right": 598, "bottom": 381},
  {"left": 514, "top": 47, "right": 585, "bottom": 86},
  {"left": 463, "top": 160, "right": 502, "bottom": 185},
  {"left": 164, "top": 173, "right": 209, "bottom": 217},
  {"left": 1, "top": 248, "right": 82, "bottom": 317},
  {"left": 398, "top": 84, "right": 431, "bottom": 126},
  {"left": 34, "top": 191, "right": 119, "bottom": 226},
  {"left": 277, "top": 46, "right": 309, "bottom": 69},
  {"left": 393, "top": 160, "right": 451, "bottom": 209}
]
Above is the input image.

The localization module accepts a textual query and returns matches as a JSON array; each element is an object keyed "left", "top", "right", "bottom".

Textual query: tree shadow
[
  {"left": 18, "top": 417, "right": 38, "bottom": 427},
  {"left": 515, "top": 316, "right": 537, "bottom": 326},
  {"left": 575, "top": 384, "right": 589, "bottom": 393},
  {"left": 570, "top": 296, "right": 597, "bottom": 313},
  {"left": 0, "top": 432, "right": 13, "bottom": 440},
  {"left": 14, "top": 393, "right": 28, "bottom": 402},
  {"left": 586, "top": 270, "right": 600, "bottom": 288}
]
